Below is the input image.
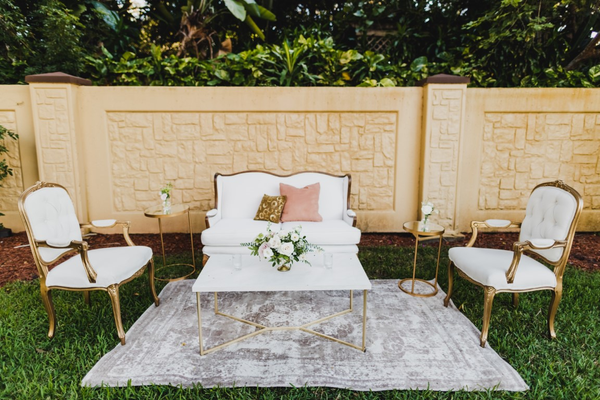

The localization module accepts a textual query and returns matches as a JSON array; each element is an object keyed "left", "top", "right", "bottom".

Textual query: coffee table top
[{"left": 192, "top": 253, "right": 371, "bottom": 292}]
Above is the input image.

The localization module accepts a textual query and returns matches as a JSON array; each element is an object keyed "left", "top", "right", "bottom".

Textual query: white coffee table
[{"left": 192, "top": 253, "right": 371, "bottom": 355}]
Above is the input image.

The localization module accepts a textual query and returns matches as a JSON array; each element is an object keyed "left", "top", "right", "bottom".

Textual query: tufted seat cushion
[
  {"left": 45, "top": 246, "right": 153, "bottom": 289},
  {"left": 449, "top": 247, "right": 557, "bottom": 291}
]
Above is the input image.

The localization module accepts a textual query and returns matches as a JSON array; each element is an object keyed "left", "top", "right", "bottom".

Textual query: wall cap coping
[
  {"left": 417, "top": 74, "right": 470, "bottom": 86},
  {"left": 25, "top": 72, "right": 92, "bottom": 86}
]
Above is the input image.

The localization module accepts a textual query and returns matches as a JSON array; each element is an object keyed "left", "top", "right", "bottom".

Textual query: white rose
[
  {"left": 421, "top": 203, "right": 433, "bottom": 215},
  {"left": 268, "top": 235, "right": 281, "bottom": 249},
  {"left": 262, "top": 247, "right": 273, "bottom": 259},
  {"left": 278, "top": 230, "right": 289, "bottom": 239},
  {"left": 160, "top": 193, "right": 168, "bottom": 201},
  {"left": 290, "top": 233, "right": 300, "bottom": 242},
  {"left": 280, "top": 242, "right": 294, "bottom": 256},
  {"left": 299, "top": 253, "right": 307, "bottom": 261}
]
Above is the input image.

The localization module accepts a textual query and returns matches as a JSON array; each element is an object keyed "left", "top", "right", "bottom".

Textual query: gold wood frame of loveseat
[
  {"left": 196, "top": 289, "right": 368, "bottom": 355},
  {"left": 205, "top": 170, "right": 356, "bottom": 229}
]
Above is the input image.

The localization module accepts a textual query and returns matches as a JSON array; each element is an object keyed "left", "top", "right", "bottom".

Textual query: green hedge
[{"left": 85, "top": 35, "right": 600, "bottom": 88}]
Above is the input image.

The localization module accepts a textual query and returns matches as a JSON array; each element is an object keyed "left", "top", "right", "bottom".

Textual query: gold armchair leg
[
  {"left": 512, "top": 293, "right": 519, "bottom": 308},
  {"left": 443, "top": 261, "right": 455, "bottom": 307},
  {"left": 83, "top": 291, "right": 91, "bottom": 306},
  {"left": 107, "top": 285, "right": 126, "bottom": 345},
  {"left": 40, "top": 286, "right": 56, "bottom": 339},
  {"left": 148, "top": 259, "right": 160, "bottom": 307},
  {"left": 548, "top": 287, "right": 562, "bottom": 339},
  {"left": 480, "top": 286, "right": 496, "bottom": 347}
]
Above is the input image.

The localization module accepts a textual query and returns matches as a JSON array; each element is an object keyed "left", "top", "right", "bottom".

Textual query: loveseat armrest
[
  {"left": 205, "top": 208, "right": 221, "bottom": 228},
  {"left": 343, "top": 209, "right": 357, "bottom": 227}
]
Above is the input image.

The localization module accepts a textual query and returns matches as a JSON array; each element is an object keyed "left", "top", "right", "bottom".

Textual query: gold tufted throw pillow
[{"left": 254, "top": 195, "right": 287, "bottom": 223}]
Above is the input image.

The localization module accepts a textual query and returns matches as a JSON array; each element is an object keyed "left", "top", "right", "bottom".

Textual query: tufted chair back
[
  {"left": 519, "top": 182, "right": 582, "bottom": 264},
  {"left": 20, "top": 183, "right": 82, "bottom": 266}
]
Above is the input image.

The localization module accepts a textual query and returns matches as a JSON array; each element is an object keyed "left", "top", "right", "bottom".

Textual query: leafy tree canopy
[{"left": 0, "top": 0, "right": 598, "bottom": 87}]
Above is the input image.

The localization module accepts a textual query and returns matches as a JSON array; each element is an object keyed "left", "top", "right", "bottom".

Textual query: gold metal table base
[
  {"left": 196, "top": 290, "right": 368, "bottom": 355},
  {"left": 400, "top": 221, "right": 445, "bottom": 298},
  {"left": 155, "top": 263, "right": 196, "bottom": 282},
  {"left": 144, "top": 204, "right": 196, "bottom": 282},
  {"left": 398, "top": 277, "right": 438, "bottom": 297}
]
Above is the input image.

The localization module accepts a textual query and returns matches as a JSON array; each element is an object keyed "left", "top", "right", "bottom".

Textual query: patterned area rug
[{"left": 82, "top": 280, "right": 528, "bottom": 391}]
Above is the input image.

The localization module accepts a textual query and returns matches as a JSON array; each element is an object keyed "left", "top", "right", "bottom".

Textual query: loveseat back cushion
[{"left": 218, "top": 172, "right": 347, "bottom": 220}]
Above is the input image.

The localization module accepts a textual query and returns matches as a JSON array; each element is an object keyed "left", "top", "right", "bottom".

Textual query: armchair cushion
[
  {"left": 449, "top": 247, "right": 557, "bottom": 291},
  {"left": 280, "top": 182, "right": 323, "bottom": 222},
  {"left": 45, "top": 246, "right": 153, "bottom": 289}
]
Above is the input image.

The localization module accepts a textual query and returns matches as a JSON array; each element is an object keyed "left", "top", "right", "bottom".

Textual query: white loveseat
[{"left": 201, "top": 171, "right": 361, "bottom": 260}]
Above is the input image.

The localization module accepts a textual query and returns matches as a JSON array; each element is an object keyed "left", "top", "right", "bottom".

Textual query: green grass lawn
[{"left": 1, "top": 246, "right": 599, "bottom": 399}]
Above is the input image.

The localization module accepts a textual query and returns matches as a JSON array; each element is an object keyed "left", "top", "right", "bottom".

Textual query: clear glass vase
[
  {"left": 162, "top": 197, "right": 171, "bottom": 214},
  {"left": 421, "top": 215, "right": 430, "bottom": 231}
]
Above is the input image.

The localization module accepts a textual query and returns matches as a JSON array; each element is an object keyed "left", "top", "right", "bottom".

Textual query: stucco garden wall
[
  {"left": 0, "top": 86, "right": 37, "bottom": 230},
  {"left": 1, "top": 76, "right": 598, "bottom": 234},
  {"left": 458, "top": 88, "right": 600, "bottom": 232},
  {"left": 77, "top": 86, "right": 421, "bottom": 233}
]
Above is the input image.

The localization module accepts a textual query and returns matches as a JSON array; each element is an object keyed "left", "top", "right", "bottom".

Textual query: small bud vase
[
  {"left": 422, "top": 215, "right": 430, "bottom": 231},
  {"left": 162, "top": 198, "right": 171, "bottom": 214}
]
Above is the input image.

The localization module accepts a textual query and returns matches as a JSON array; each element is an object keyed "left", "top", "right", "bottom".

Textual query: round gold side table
[
  {"left": 399, "top": 221, "right": 445, "bottom": 297},
  {"left": 144, "top": 203, "right": 196, "bottom": 282}
]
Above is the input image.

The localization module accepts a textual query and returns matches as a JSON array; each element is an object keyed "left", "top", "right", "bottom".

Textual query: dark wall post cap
[
  {"left": 417, "top": 74, "right": 470, "bottom": 86},
  {"left": 25, "top": 72, "right": 92, "bottom": 86}
]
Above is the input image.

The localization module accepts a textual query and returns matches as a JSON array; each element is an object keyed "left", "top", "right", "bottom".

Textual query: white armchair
[
  {"left": 444, "top": 180, "right": 583, "bottom": 347},
  {"left": 18, "top": 182, "right": 160, "bottom": 345}
]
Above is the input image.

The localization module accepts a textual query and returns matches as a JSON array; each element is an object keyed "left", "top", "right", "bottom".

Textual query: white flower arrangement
[
  {"left": 160, "top": 182, "right": 173, "bottom": 201},
  {"left": 243, "top": 223, "right": 322, "bottom": 268},
  {"left": 421, "top": 201, "right": 437, "bottom": 225}
]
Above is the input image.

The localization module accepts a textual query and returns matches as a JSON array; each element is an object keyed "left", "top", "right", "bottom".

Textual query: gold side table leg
[
  {"left": 411, "top": 235, "right": 419, "bottom": 294},
  {"left": 399, "top": 232, "right": 441, "bottom": 297},
  {"left": 188, "top": 210, "right": 196, "bottom": 270},
  {"left": 362, "top": 289, "right": 367, "bottom": 351},
  {"left": 158, "top": 218, "right": 166, "bottom": 269},
  {"left": 196, "top": 292, "right": 204, "bottom": 356},
  {"left": 433, "top": 234, "right": 443, "bottom": 289},
  {"left": 154, "top": 209, "right": 196, "bottom": 282}
]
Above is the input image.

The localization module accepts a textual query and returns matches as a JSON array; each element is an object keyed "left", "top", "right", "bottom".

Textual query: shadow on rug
[{"left": 82, "top": 280, "right": 528, "bottom": 391}]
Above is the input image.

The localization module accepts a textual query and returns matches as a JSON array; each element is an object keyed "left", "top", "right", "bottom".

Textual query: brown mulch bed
[{"left": 1, "top": 231, "right": 599, "bottom": 288}]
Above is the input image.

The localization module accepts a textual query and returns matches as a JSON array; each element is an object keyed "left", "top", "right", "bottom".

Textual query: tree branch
[{"left": 566, "top": 33, "right": 600, "bottom": 70}]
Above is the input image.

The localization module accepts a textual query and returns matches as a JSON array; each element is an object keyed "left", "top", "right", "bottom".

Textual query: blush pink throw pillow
[{"left": 279, "top": 182, "right": 323, "bottom": 222}]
